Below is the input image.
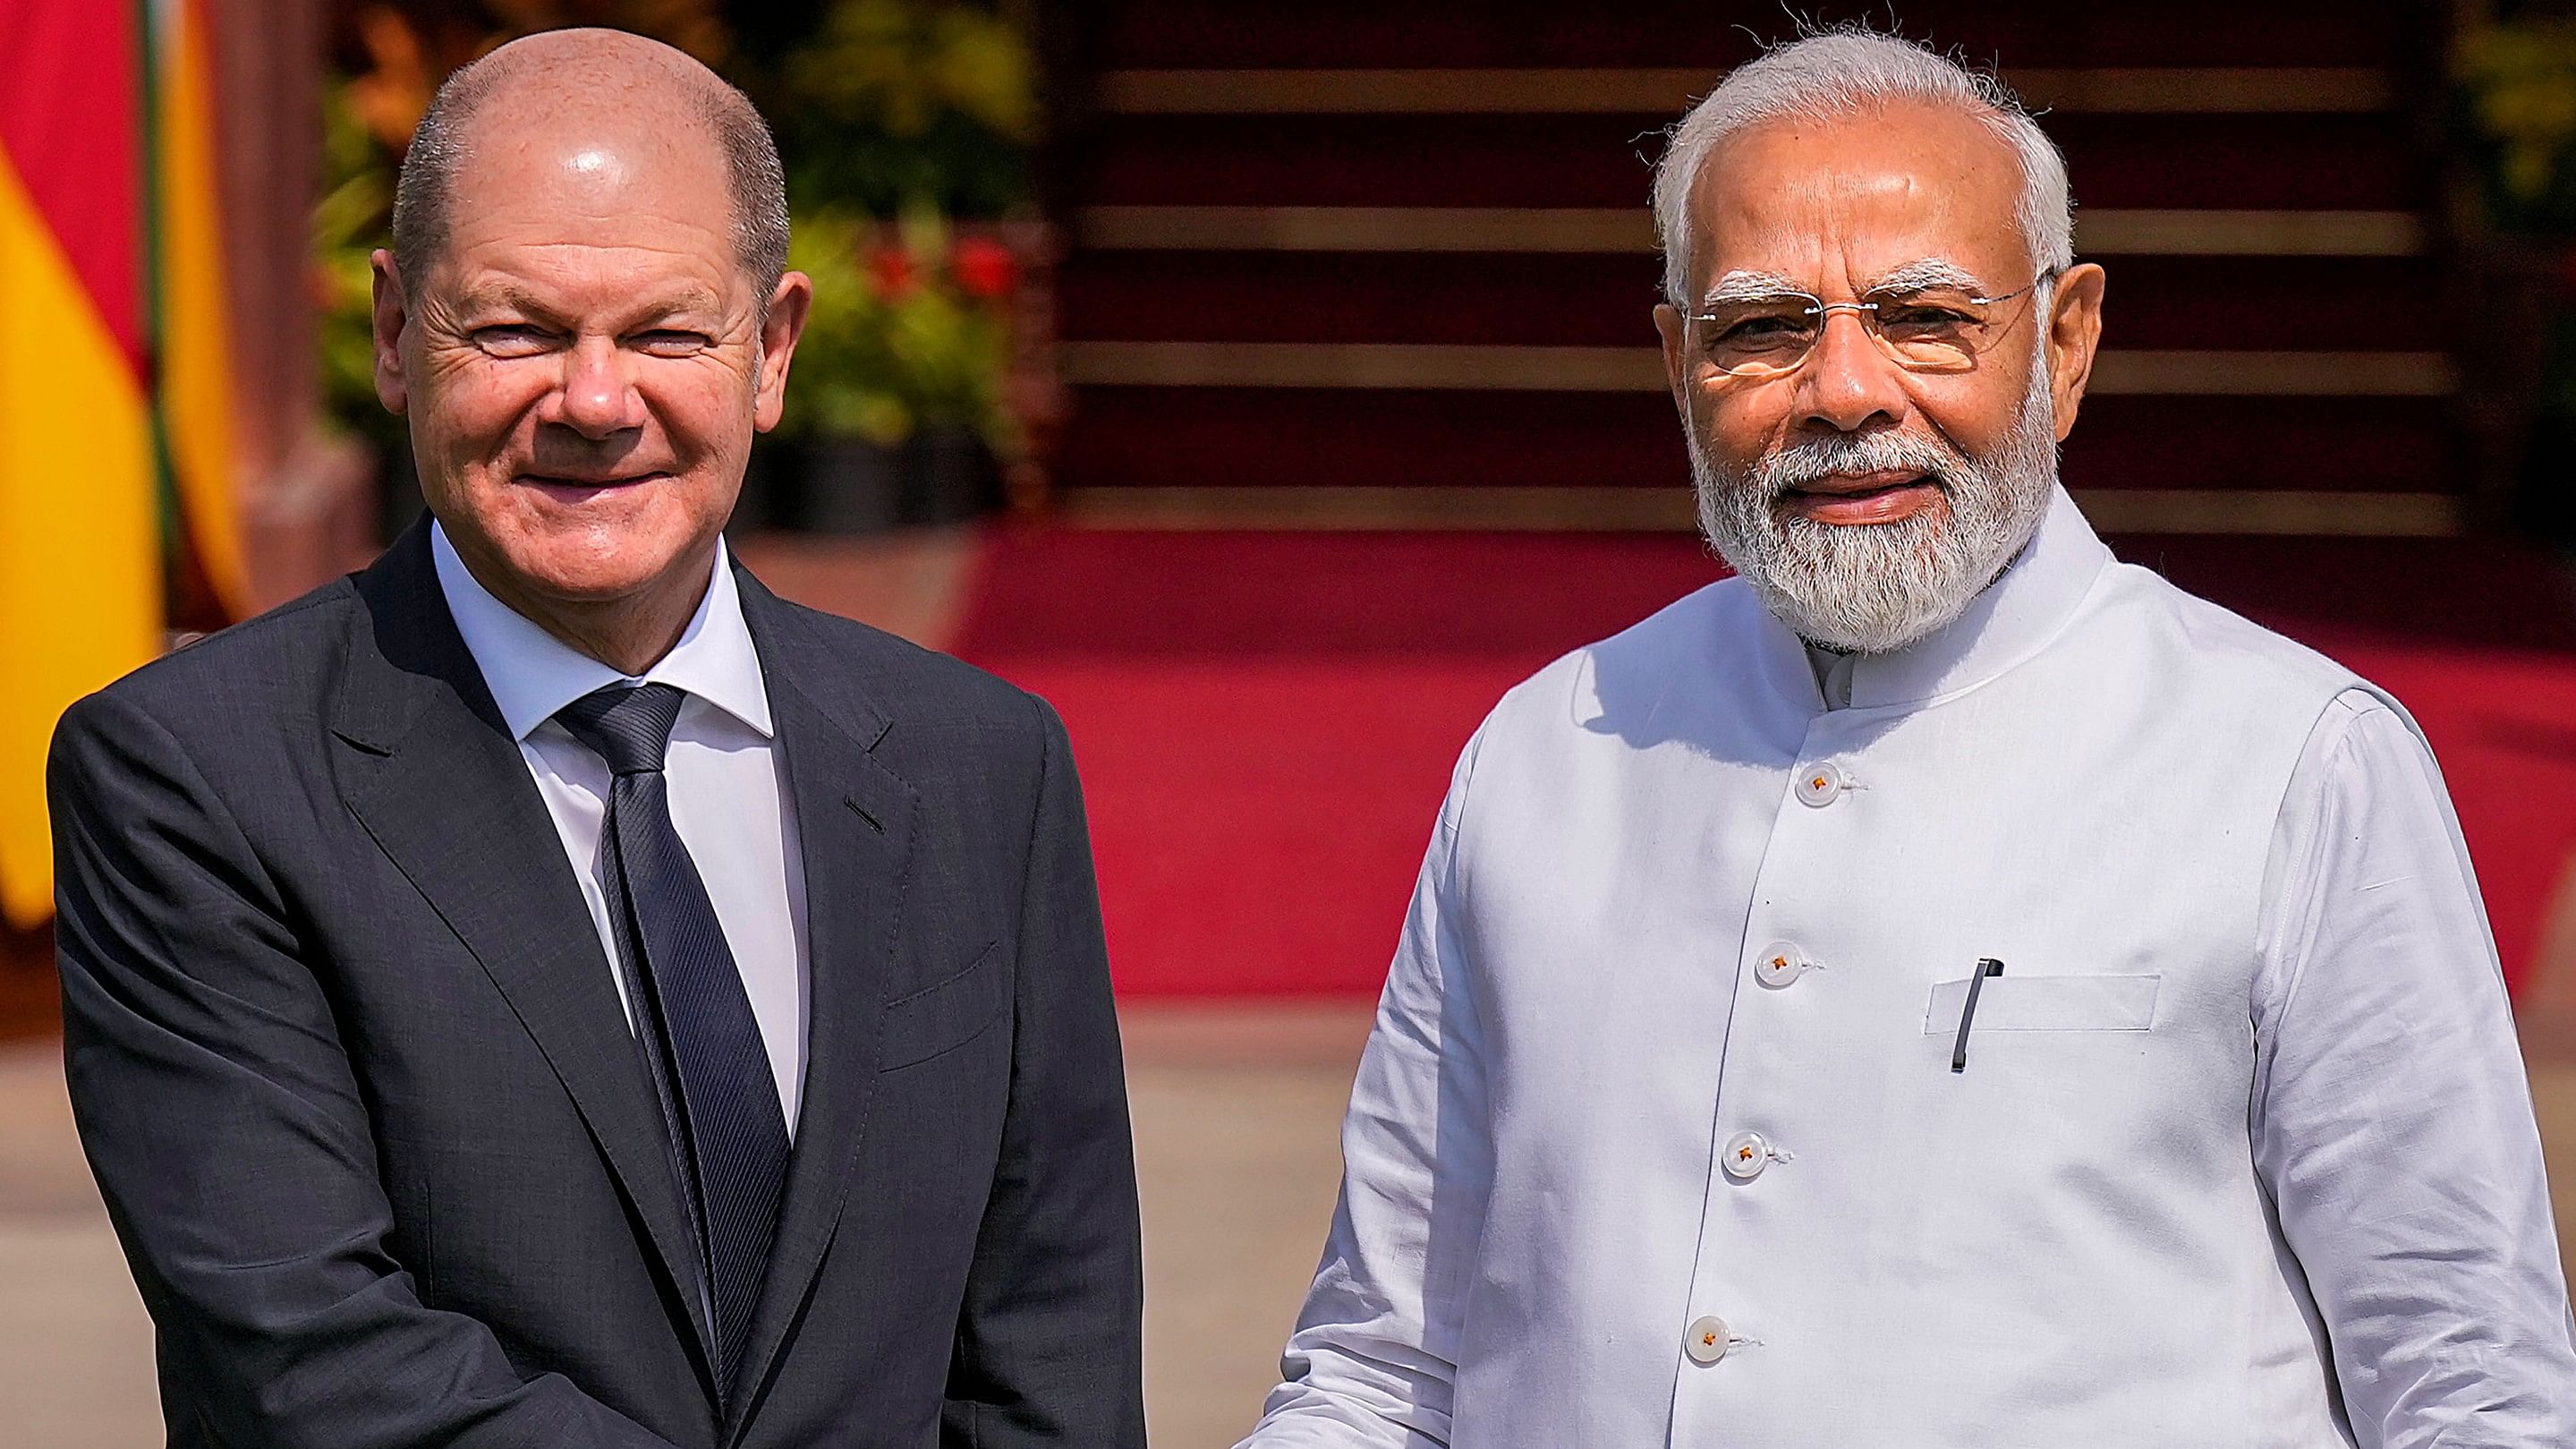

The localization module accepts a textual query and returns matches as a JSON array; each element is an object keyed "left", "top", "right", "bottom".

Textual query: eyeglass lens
[{"left": 1695, "top": 288, "right": 2026, "bottom": 377}]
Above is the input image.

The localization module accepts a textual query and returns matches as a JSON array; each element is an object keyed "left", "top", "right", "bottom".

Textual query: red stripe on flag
[{"left": 0, "top": 0, "right": 142, "bottom": 371}]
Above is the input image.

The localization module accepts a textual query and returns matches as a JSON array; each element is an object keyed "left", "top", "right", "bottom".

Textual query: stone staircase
[{"left": 1040, "top": 0, "right": 2459, "bottom": 536}]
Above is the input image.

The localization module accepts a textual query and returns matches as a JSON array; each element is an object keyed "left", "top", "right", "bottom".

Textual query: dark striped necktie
[{"left": 556, "top": 682, "right": 788, "bottom": 1395}]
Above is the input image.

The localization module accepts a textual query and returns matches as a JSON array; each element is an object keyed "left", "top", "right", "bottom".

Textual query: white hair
[{"left": 1652, "top": 27, "right": 2075, "bottom": 305}]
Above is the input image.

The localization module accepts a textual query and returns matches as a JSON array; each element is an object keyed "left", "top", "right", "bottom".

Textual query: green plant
[
  {"left": 759, "top": 0, "right": 1039, "bottom": 454},
  {"left": 761, "top": 0, "right": 1037, "bottom": 218},
  {"left": 2456, "top": 18, "right": 2576, "bottom": 234},
  {"left": 778, "top": 209, "right": 1020, "bottom": 451},
  {"left": 312, "top": 78, "right": 404, "bottom": 458}
]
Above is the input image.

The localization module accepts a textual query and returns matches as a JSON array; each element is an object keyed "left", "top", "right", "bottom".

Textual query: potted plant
[
  {"left": 752, "top": 0, "right": 1044, "bottom": 532},
  {"left": 769, "top": 208, "right": 1023, "bottom": 532}
]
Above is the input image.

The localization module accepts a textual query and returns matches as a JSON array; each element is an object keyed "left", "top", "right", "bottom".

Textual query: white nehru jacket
[{"left": 1242, "top": 488, "right": 2576, "bottom": 1447}]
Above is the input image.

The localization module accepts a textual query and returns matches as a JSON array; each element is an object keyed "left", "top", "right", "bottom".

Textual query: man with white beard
[{"left": 1239, "top": 28, "right": 2576, "bottom": 1449}]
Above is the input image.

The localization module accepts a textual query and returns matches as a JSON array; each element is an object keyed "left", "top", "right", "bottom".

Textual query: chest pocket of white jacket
[{"left": 1922, "top": 973, "right": 2161, "bottom": 1035}]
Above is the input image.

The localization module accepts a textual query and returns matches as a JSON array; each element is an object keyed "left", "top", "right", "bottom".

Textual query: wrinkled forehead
[{"left": 1681, "top": 102, "right": 2029, "bottom": 302}]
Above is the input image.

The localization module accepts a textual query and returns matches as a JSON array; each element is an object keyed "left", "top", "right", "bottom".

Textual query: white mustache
[{"left": 1757, "top": 430, "right": 1968, "bottom": 501}]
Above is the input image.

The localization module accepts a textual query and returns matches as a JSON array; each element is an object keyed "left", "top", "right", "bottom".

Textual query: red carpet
[{"left": 956, "top": 528, "right": 2576, "bottom": 1001}]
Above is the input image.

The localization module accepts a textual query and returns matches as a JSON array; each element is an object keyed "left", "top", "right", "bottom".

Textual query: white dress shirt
[
  {"left": 432, "top": 524, "right": 809, "bottom": 1136},
  {"left": 1245, "top": 488, "right": 2576, "bottom": 1447}
]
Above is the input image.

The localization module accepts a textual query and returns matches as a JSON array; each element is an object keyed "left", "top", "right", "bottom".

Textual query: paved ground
[
  {"left": 4, "top": 1010, "right": 2572, "bottom": 1447},
  {"left": 0, "top": 1040, "right": 161, "bottom": 1449}
]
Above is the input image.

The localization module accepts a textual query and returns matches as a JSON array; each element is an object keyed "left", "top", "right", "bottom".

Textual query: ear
[
  {"left": 752, "top": 271, "right": 814, "bottom": 433},
  {"left": 2042, "top": 262, "right": 2105, "bottom": 442},
  {"left": 370, "top": 250, "right": 412, "bottom": 415}
]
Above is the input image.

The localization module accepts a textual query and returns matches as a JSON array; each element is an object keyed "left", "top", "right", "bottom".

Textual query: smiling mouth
[
  {"left": 518, "top": 470, "right": 669, "bottom": 490},
  {"left": 1783, "top": 469, "right": 1936, "bottom": 500}
]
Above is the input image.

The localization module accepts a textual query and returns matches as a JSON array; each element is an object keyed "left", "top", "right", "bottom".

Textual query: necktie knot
[{"left": 556, "top": 682, "right": 685, "bottom": 776}]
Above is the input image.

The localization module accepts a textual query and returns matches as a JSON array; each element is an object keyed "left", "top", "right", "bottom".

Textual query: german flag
[
  {"left": 155, "top": 0, "right": 249, "bottom": 620},
  {"left": 0, "top": 0, "right": 242, "bottom": 930}
]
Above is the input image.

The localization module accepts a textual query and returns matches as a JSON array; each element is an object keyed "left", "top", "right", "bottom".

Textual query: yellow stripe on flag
[
  {"left": 157, "top": 0, "right": 248, "bottom": 616},
  {"left": 0, "top": 152, "right": 161, "bottom": 929}
]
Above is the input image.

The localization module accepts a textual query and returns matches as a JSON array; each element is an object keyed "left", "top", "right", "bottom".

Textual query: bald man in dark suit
[{"left": 49, "top": 30, "right": 1143, "bottom": 1448}]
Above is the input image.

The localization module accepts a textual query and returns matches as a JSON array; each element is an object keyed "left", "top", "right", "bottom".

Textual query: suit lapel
[
  {"left": 327, "top": 524, "right": 719, "bottom": 1385},
  {"left": 727, "top": 573, "right": 916, "bottom": 1431}
]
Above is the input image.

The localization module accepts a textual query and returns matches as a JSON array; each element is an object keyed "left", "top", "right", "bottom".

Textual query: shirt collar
[
  {"left": 1758, "top": 484, "right": 2113, "bottom": 714},
  {"left": 430, "top": 520, "right": 775, "bottom": 743}
]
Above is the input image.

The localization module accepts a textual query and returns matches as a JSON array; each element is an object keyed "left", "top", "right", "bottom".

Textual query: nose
[
  {"left": 548, "top": 335, "right": 647, "bottom": 439},
  {"left": 1788, "top": 307, "right": 1909, "bottom": 434}
]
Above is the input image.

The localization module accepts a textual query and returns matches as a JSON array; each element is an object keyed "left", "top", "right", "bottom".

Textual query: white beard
[{"left": 1688, "top": 363, "right": 2062, "bottom": 654}]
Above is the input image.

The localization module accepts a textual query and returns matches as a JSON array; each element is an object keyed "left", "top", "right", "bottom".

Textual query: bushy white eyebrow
[
  {"left": 1696, "top": 269, "right": 1807, "bottom": 308},
  {"left": 1864, "top": 257, "right": 1987, "bottom": 295},
  {"left": 1696, "top": 258, "right": 1989, "bottom": 311}
]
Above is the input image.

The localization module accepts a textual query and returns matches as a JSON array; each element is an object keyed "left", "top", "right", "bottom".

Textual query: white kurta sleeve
[
  {"left": 1237, "top": 735, "right": 1496, "bottom": 1448},
  {"left": 2250, "top": 687, "right": 2576, "bottom": 1445}
]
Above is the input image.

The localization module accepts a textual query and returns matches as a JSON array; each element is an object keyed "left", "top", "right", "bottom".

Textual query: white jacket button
[
  {"left": 1721, "top": 1130, "right": 1771, "bottom": 1181},
  {"left": 1793, "top": 762, "right": 1844, "bottom": 806},
  {"left": 1685, "top": 1315, "right": 1730, "bottom": 1365},
  {"left": 1755, "top": 941, "right": 1808, "bottom": 987}
]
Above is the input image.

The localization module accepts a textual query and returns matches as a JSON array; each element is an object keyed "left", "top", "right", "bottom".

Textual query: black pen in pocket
[{"left": 1951, "top": 959, "right": 2005, "bottom": 1073}]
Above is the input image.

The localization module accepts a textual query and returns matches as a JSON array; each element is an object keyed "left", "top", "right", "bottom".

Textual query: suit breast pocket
[
  {"left": 1922, "top": 972, "right": 2161, "bottom": 1035},
  {"left": 880, "top": 942, "right": 1009, "bottom": 1071}
]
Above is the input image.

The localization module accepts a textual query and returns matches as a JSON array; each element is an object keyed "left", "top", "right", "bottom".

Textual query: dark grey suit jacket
[{"left": 48, "top": 522, "right": 1145, "bottom": 1448}]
